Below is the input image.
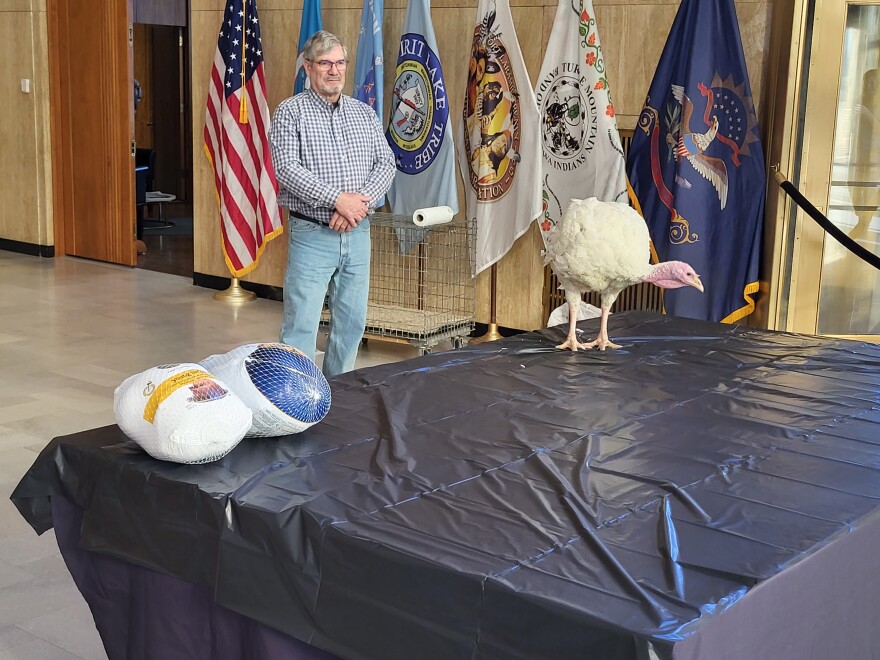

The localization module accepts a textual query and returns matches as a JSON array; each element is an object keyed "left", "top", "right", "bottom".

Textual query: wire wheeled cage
[{"left": 321, "top": 212, "right": 476, "bottom": 355}]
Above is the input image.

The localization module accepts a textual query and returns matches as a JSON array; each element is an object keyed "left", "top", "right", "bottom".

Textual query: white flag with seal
[
  {"left": 535, "top": 0, "right": 627, "bottom": 241},
  {"left": 456, "top": 0, "right": 542, "bottom": 275}
]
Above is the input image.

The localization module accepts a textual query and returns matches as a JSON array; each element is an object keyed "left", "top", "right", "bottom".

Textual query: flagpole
[
  {"left": 470, "top": 263, "right": 502, "bottom": 344},
  {"left": 214, "top": 277, "right": 257, "bottom": 304},
  {"left": 204, "top": 0, "right": 281, "bottom": 305},
  {"left": 216, "top": 2, "right": 253, "bottom": 306}
]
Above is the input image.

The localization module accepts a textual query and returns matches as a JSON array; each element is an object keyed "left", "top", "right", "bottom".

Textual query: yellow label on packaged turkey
[{"left": 143, "top": 369, "right": 214, "bottom": 423}]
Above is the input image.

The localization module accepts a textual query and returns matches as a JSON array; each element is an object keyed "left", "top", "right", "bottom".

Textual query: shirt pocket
[{"left": 343, "top": 127, "right": 374, "bottom": 174}]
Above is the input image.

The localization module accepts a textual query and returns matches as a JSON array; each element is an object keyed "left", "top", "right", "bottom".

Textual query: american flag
[{"left": 204, "top": 0, "right": 282, "bottom": 278}]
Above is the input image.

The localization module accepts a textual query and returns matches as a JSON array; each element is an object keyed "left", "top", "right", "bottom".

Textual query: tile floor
[{"left": 0, "top": 249, "right": 429, "bottom": 659}]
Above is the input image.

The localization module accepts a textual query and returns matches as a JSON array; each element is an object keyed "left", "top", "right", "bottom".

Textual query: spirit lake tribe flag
[{"left": 385, "top": 0, "right": 458, "bottom": 251}]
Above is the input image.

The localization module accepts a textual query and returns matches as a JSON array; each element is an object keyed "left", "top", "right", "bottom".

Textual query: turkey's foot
[
  {"left": 581, "top": 337, "right": 622, "bottom": 351},
  {"left": 556, "top": 335, "right": 589, "bottom": 351}
]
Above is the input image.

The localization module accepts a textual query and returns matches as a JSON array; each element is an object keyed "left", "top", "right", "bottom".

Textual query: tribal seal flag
[
  {"left": 387, "top": 36, "right": 448, "bottom": 175},
  {"left": 456, "top": 0, "right": 542, "bottom": 275},
  {"left": 536, "top": 0, "right": 626, "bottom": 244},
  {"left": 626, "top": 0, "right": 766, "bottom": 324},
  {"left": 386, "top": 0, "right": 458, "bottom": 251}
]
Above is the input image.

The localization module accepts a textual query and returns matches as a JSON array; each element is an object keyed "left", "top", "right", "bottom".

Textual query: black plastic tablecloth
[{"left": 12, "top": 312, "right": 880, "bottom": 659}]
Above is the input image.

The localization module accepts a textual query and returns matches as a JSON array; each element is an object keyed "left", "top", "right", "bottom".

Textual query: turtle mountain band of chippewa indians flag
[
  {"left": 456, "top": 0, "right": 542, "bottom": 276},
  {"left": 294, "top": 0, "right": 322, "bottom": 94},
  {"left": 204, "top": 0, "right": 282, "bottom": 278},
  {"left": 385, "top": 0, "right": 458, "bottom": 252},
  {"left": 536, "top": 0, "right": 627, "bottom": 245},
  {"left": 626, "top": 0, "right": 766, "bottom": 323}
]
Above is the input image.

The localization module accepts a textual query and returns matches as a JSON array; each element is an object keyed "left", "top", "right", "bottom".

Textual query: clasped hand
[{"left": 330, "top": 192, "right": 372, "bottom": 233}]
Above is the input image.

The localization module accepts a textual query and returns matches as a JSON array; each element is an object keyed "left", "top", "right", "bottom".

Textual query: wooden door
[{"left": 49, "top": 0, "right": 136, "bottom": 265}]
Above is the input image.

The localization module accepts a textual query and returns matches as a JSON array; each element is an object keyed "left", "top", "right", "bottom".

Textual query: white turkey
[{"left": 544, "top": 197, "right": 704, "bottom": 351}]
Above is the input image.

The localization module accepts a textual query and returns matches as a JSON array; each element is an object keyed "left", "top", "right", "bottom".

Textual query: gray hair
[{"left": 303, "top": 30, "right": 348, "bottom": 61}]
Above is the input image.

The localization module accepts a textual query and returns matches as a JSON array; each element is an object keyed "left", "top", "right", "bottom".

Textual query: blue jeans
[{"left": 281, "top": 217, "right": 371, "bottom": 377}]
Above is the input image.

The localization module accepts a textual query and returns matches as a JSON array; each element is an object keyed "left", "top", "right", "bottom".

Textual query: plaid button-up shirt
[{"left": 269, "top": 89, "right": 395, "bottom": 224}]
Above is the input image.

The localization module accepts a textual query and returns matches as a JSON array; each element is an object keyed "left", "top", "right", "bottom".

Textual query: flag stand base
[
  {"left": 213, "top": 277, "right": 256, "bottom": 304},
  {"left": 470, "top": 264, "right": 502, "bottom": 344},
  {"left": 469, "top": 322, "right": 502, "bottom": 344}
]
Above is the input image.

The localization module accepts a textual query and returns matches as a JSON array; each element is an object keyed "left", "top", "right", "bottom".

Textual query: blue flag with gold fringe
[{"left": 625, "top": 0, "right": 765, "bottom": 323}]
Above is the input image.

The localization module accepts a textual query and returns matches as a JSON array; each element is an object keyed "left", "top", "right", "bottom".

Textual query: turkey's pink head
[{"left": 646, "top": 261, "right": 704, "bottom": 292}]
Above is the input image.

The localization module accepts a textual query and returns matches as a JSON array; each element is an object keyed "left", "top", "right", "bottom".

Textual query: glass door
[{"left": 788, "top": 1, "right": 880, "bottom": 339}]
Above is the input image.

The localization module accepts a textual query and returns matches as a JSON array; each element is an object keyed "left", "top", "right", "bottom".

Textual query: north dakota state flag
[{"left": 626, "top": 0, "right": 766, "bottom": 323}]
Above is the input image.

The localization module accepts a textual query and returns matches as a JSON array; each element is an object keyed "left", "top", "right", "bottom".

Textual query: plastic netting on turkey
[
  {"left": 113, "top": 364, "right": 252, "bottom": 463},
  {"left": 201, "top": 343, "right": 332, "bottom": 437}
]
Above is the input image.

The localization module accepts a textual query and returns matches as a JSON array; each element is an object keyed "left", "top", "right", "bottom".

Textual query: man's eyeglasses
[{"left": 308, "top": 59, "right": 348, "bottom": 71}]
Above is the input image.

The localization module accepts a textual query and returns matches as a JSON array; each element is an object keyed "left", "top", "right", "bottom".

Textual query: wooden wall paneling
[
  {"left": 192, "top": 8, "right": 225, "bottom": 278},
  {"left": 615, "top": 2, "right": 678, "bottom": 132},
  {"left": 48, "top": 0, "right": 71, "bottom": 254},
  {"left": 261, "top": 8, "right": 299, "bottom": 111},
  {"left": 322, "top": 7, "right": 367, "bottom": 81},
  {"left": 734, "top": 1, "right": 773, "bottom": 119},
  {"left": 33, "top": 7, "right": 55, "bottom": 247},
  {"left": 593, "top": 4, "right": 626, "bottom": 124},
  {"left": 1, "top": 11, "right": 44, "bottom": 245}
]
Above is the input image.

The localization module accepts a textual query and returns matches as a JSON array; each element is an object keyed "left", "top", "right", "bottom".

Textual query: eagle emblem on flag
[{"left": 639, "top": 72, "right": 762, "bottom": 245}]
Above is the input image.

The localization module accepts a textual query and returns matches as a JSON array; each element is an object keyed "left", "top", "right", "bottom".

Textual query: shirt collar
[{"left": 305, "top": 88, "right": 345, "bottom": 111}]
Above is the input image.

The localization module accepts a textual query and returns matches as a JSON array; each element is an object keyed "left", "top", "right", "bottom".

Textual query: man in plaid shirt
[{"left": 269, "top": 30, "right": 395, "bottom": 377}]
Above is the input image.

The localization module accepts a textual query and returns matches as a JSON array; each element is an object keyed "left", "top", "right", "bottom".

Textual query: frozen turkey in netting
[
  {"left": 200, "top": 343, "right": 332, "bottom": 437},
  {"left": 113, "top": 363, "right": 252, "bottom": 463}
]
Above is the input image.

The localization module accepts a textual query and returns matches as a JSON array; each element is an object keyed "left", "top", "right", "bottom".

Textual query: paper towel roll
[{"left": 413, "top": 206, "right": 454, "bottom": 227}]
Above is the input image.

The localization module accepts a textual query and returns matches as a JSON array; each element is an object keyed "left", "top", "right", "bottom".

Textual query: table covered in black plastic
[{"left": 12, "top": 312, "right": 880, "bottom": 659}]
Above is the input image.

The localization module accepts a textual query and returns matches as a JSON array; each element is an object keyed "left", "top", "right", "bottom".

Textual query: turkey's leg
[
  {"left": 582, "top": 303, "right": 621, "bottom": 350},
  {"left": 555, "top": 300, "right": 583, "bottom": 351}
]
